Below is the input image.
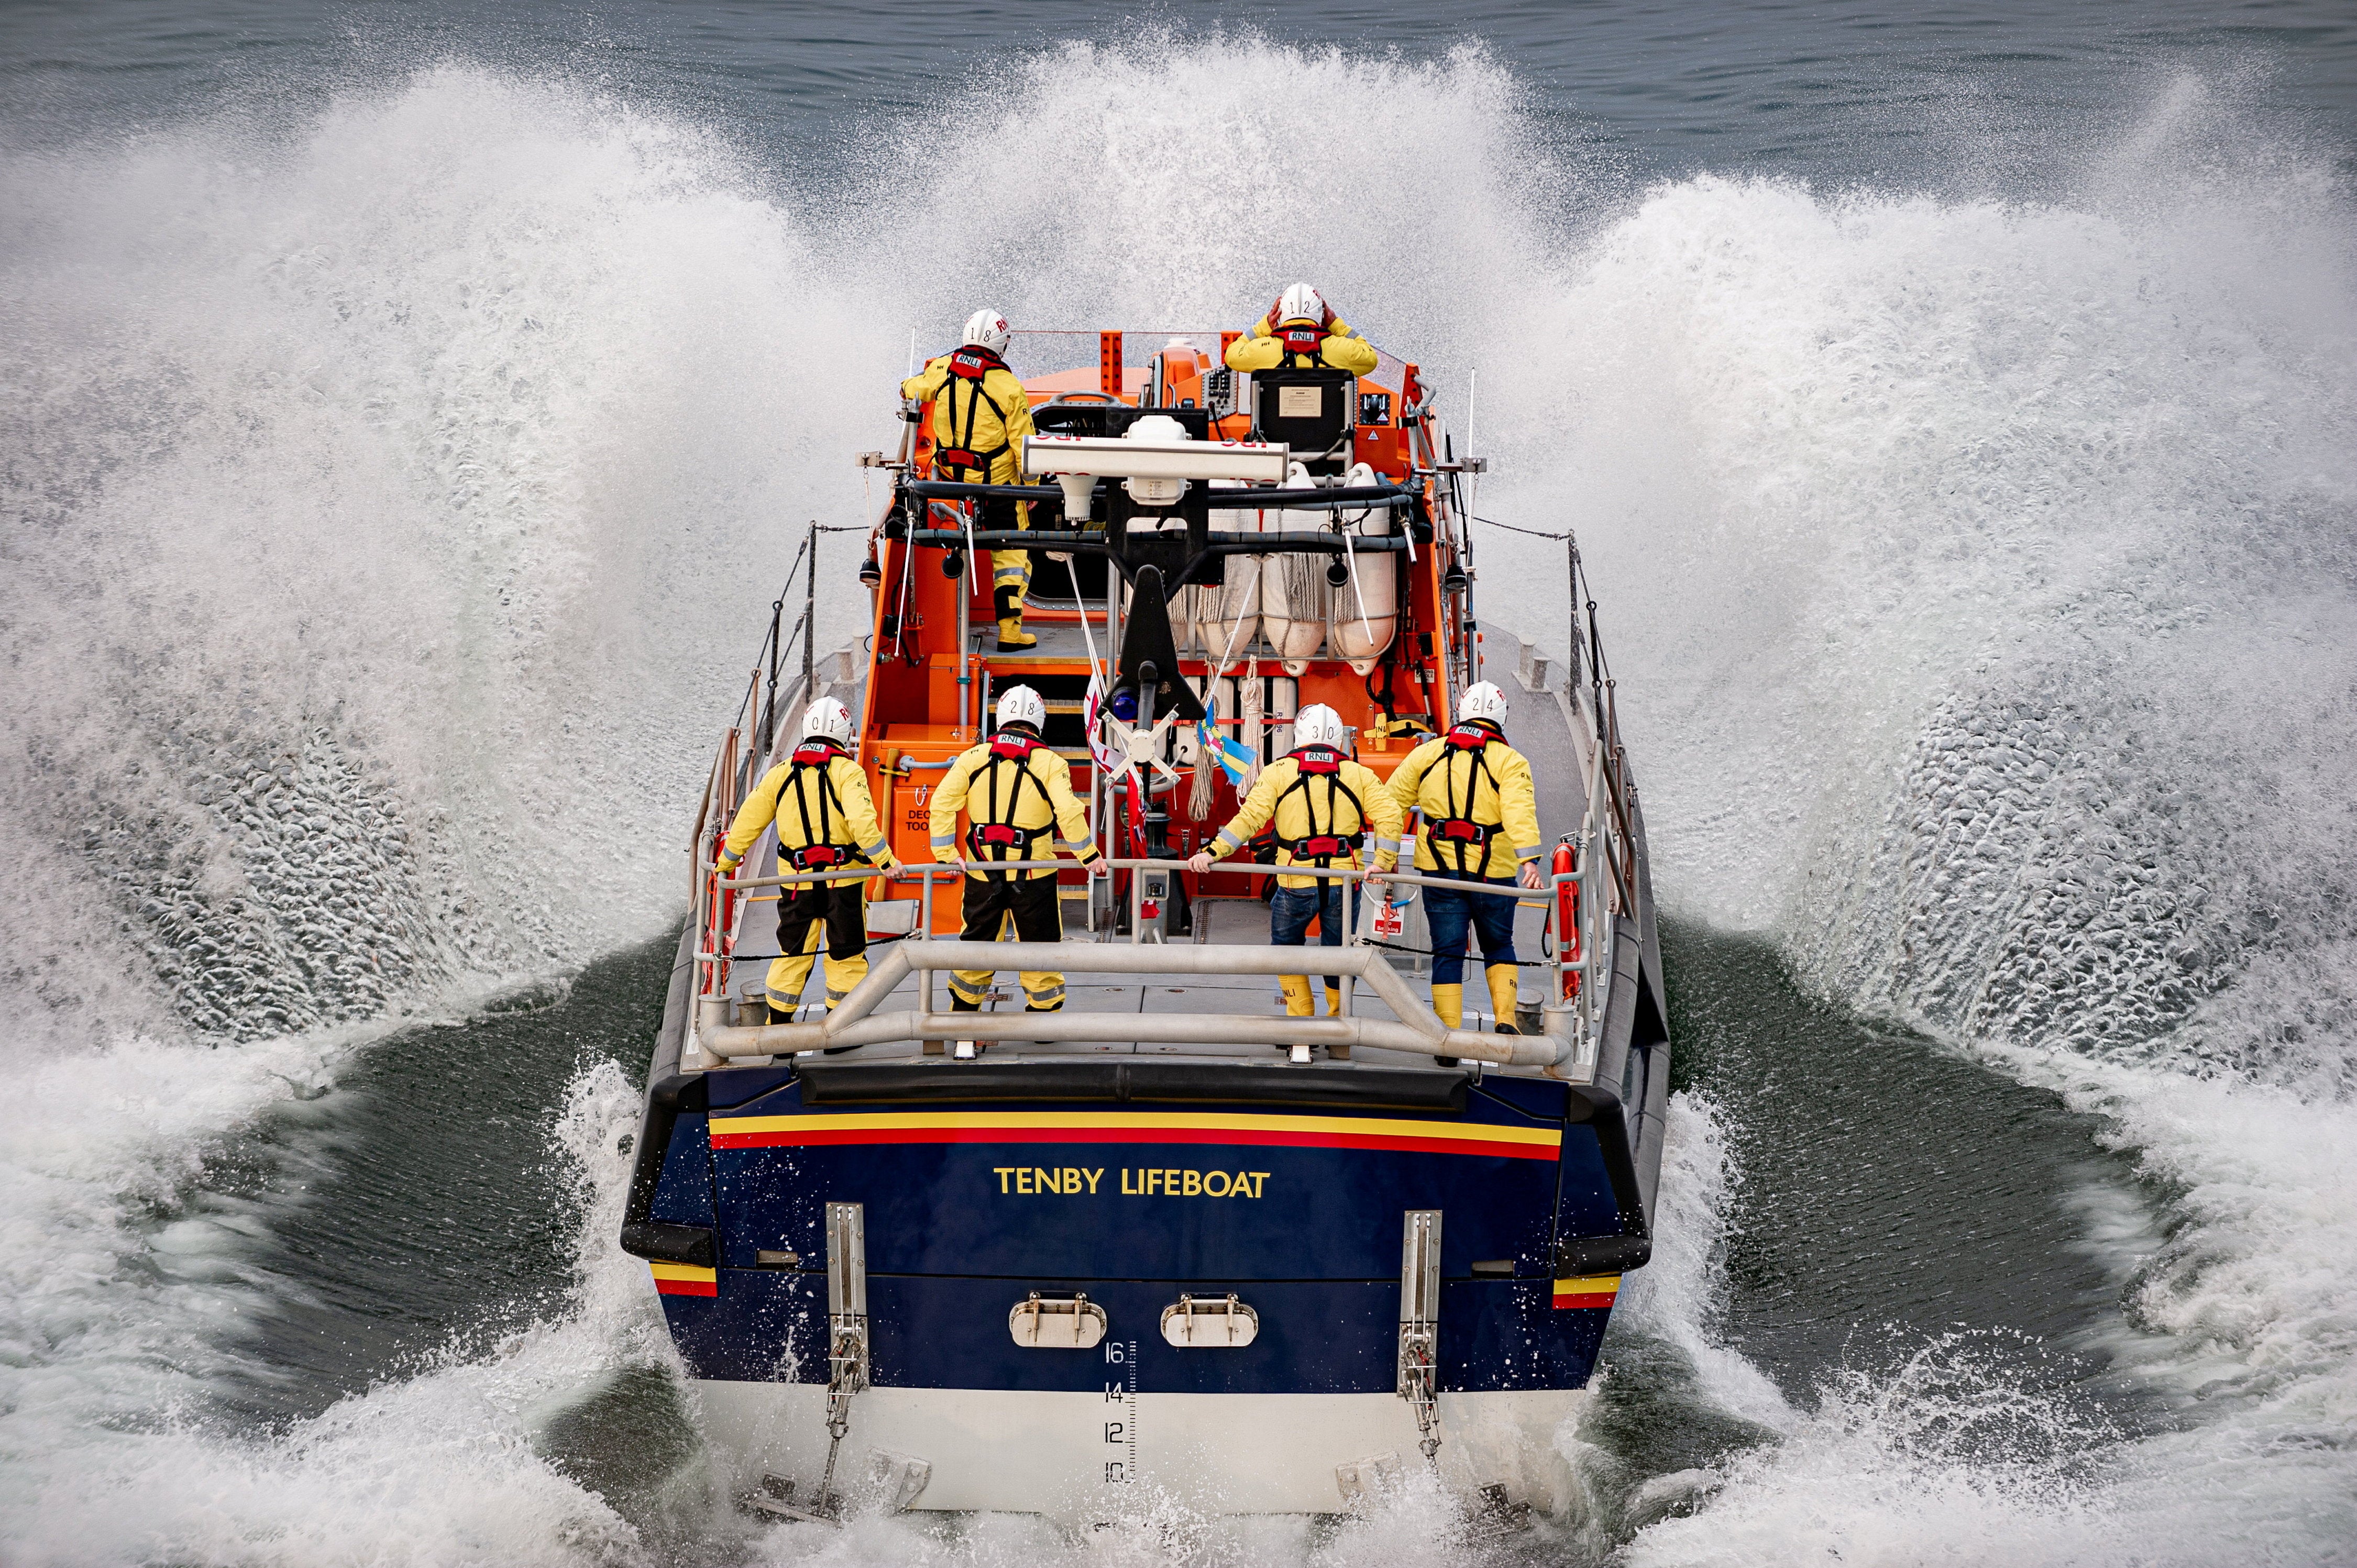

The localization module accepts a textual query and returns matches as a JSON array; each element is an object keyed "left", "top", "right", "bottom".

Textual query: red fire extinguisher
[{"left": 1552, "top": 838, "right": 1581, "bottom": 1001}]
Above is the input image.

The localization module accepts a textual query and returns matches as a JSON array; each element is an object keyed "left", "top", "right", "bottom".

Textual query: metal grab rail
[
  {"left": 899, "top": 480, "right": 1414, "bottom": 511},
  {"left": 905, "top": 530, "right": 1413, "bottom": 555},
  {"left": 710, "top": 857, "right": 1536, "bottom": 899},
  {"left": 702, "top": 856, "right": 1550, "bottom": 961},
  {"left": 689, "top": 856, "right": 1600, "bottom": 1079},
  {"left": 691, "top": 941, "right": 1569, "bottom": 1069}
]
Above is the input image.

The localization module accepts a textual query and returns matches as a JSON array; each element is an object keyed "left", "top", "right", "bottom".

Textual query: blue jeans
[
  {"left": 1270, "top": 881, "right": 1361, "bottom": 991},
  {"left": 1424, "top": 870, "right": 1518, "bottom": 986}
]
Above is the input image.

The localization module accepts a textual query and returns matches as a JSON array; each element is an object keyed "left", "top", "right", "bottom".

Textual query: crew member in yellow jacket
[
  {"left": 930, "top": 685, "right": 1105, "bottom": 1019},
  {"left": 1378, "top": 681, "right": 1545, "bottom": 1034},
  {"left": 1187, "top": 704, "right": 1402, "bottom": 1018},
  {"left": 715, "top": 697, "right": 899, "bottom": 1022},
  {"left": 901, "top": 307, "right": 1041, "bottom": 652},
  {"left": 1222, "top": 282, "right": 1380, "bottom": 377}
]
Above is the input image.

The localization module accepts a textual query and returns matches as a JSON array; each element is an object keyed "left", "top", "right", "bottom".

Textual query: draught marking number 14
[{"left": 1104, "top": 1339, "right": 1136, "bottom": 1484}]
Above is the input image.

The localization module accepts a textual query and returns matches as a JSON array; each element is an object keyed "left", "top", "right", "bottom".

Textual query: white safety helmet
[
  {"left": 1276, "top": 282, "right": 1327, "bottom": 326},
  {"left": 962, "top": 308, "right": 1010, "bottom": 356},
  {"left": 1293, "top": 702, "right": 1349, "bottom": 750},
  {"left": 801, "top": 696, "right": 855, "bottom": 746},
  {"left": 1122, "top": 413, "right": 1191, "bottom": 507},
  {"left": 1457, "top": 681, "right": 1508, "bottom": 725},
  {"left": 996, "top": 683, "right": 1047, "bottom": 733}
]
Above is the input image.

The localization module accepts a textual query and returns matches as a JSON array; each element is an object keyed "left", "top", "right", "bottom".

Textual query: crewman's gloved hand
[{"left": 714, "top": 856, "right": 741, "bottom": 880}]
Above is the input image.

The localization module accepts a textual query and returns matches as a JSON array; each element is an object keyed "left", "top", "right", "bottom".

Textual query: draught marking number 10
[{"left": 1104, "top": 1339, "right": 1137, "bottom": 1484}]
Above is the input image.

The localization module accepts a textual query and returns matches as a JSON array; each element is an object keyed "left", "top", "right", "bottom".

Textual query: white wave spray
[
  {"left": 3, "top": 34, "right": 2355, "bottom": 1567},
  {"left": 1475, "top": 72, "right": 2357, "bottom": 1568}
]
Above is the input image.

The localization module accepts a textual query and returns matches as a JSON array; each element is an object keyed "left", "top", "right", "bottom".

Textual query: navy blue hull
[
  {"left": 659, "top": 1272, "right": 1609, "bottom": 1392},
  {"left": 633, "top": 1063, "right": 1645, "bottom": 1397}
]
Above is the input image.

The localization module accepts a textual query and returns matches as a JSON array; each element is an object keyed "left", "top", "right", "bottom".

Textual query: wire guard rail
[{"left": 688, "top": 858, "right": 1605, "bottom": 1079}]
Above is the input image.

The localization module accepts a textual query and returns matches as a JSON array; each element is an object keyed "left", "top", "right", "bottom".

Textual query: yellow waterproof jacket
[
  {"left": 902, "top": 346, "right": 1037, "bottom": 487},
  {"left": 1224, "top": 314, "right": 1380, "bottom": 377},
  {"left": 1384, "top": 722, "right": 1542, "bottom": 879},
  {"left": 719, "top": 744, "right": 895, "bottom": 877},
  {"left": 930, "top": 733, "right": 1100, "bottom": 880},
  {"left": 1205, "top": 749, "right": 1403, "bottom": 889}
]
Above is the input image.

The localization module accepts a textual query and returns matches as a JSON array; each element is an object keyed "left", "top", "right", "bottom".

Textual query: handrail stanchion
[
  {"left": 1129, "top": 854, "right": 1143, "bottom": 946},
  {"left": 914, "top": 866, "right": 932, "bottom": 1023},
  {"left": 1337, "top": 865, "right": 1358, "bottom": 1020}
]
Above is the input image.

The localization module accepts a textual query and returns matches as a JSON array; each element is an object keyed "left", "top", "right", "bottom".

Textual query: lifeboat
[{"left": 622, "top": 326, "right": 1673, "bottom": 1527}]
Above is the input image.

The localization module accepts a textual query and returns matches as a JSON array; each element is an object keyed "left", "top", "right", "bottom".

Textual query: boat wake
[
  {"left": 1484, "top": 69, "right": 2357, "bottom": 1567},
  {"left": 2, "top": 36, "right": 2352, "bottom": 1566}
]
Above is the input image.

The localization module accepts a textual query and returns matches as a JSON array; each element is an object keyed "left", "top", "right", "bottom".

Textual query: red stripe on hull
[
  {"left": 655, "top": 1279, "right": 719, "bottom": 1298},
  {"left": 1552, "top": 1292, "right": 1617, "bottom": 1310},
  {"left": 709, "top": 1126, "right": 1557, "bottom": 1161}
]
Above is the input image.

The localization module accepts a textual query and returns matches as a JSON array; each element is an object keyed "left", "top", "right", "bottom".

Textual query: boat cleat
[
  {"left": 1463, "top": 1482, "right": 1535, "bottom": 1540},
  {"left": 745, "top": 1473, "right": 837, "bottom": 1526}
]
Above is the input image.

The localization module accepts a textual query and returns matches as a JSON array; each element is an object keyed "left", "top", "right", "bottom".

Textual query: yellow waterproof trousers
[
  {"left": 765, "top": 882, "right": 869, "bottom": 1017},
  {"left": 948, "top": 874, "right": 1066, "bottom": 1011}
]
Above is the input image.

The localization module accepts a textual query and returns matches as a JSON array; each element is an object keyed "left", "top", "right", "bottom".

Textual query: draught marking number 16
[{"left": 1104, "top": 1340, "right": 1136, "bottom": 1484}]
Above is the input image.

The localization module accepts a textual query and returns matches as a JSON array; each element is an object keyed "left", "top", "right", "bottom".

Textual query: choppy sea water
[{"left": 3, "top": 3, "right": 2354, "bottom": 1563}]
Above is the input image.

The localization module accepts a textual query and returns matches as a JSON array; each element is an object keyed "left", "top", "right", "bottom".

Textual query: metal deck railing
[{"left": 684, "top": 857, "right": 1610, "bottom": 1081}]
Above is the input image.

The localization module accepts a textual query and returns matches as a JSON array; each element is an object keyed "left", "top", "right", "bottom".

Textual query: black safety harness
[
  {"left": 1426, "top": 722, "right": 1506, "bottom": 875},
  {"left": 965, "top": 729, "right": 1053, "bottom": 879},
  {"left": 932, "top": 345, "right": 1016, "bottom": 477},
  {"left": 778, "top": 738, "right": 866, "bottom": 873},
  {"left": 1274, "top": 745, "right": 1368, "bottom": 865}
]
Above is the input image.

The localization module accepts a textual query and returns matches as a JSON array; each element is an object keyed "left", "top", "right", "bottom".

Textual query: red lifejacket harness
[
  {"left": 1274, "top": 745, "right": 1368, "bottom": 864},
  {"left": 1273, "top": 322, "right": 1332, "bottom": 369},
  {"left": 1426, "top": 722, "right": 1507, "bottom": 873},
  {"left": 933, "top": 345, "right": 1016, "bottom": 476},
  {"left": 779, "top": 739, "right": 865, "bottom": 873},
  {"left": 965, "top": 728, "right": 1054, "bottom": 878}
]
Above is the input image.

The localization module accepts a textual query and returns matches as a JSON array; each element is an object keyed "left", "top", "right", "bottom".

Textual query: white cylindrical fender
[
  {"left": 1330, "top": 460, "right": 1398, "bottom": 674},
  {"left": 1259, "top": 461, "right": 1329, "bottom": 676},
  {"left": 1196, "top": 479, "right": 1260, "bottom": 665}
]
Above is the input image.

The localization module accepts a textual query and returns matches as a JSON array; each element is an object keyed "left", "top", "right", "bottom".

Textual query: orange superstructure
[{"left": 806, "top": 327, "right": 1484, "bottom": 938}]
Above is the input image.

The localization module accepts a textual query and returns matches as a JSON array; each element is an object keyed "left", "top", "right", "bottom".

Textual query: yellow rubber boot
[
  {"left": 1324, "top": 986, "right": 1345, "bottom": 1017},
  {"left": 1278, "top": 975, "right": 1315, "bottom": 1017},
  {"left": 996, "top": 615, "right": 1036, "bottom": 652},
  {"left": 1488, "top": 964, "right": 1522, "bottom": 1034},
  {"left": 1431, "top": 983, "right": 1463, "bottom": 1030}
]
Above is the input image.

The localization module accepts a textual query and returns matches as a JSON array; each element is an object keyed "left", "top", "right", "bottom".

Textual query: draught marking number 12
[{"left": 1104, "top": 1339, "right": 1136, "bottom": 1484}]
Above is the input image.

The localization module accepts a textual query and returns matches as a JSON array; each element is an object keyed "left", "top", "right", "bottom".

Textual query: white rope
[
  {"left": 1239, "top": 657, "right": 1264, "bottom": 794},
  {"left": 1065, "top": 554, "right": 1107, "bottom": 687},
  {"left": 1188, "top": 679, "right": 1218, "bottom": 821},
  {"left": 1194, "top": 576, "right": 1259, "bottom": 699},
  {"left": 1340, "top": 519, "right": 1374, "bottom": 648}
]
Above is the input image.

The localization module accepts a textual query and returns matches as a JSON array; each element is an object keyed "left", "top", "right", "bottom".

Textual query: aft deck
[{"left": 690, "top": 625, "right": 1633, "bottom": 1087}]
